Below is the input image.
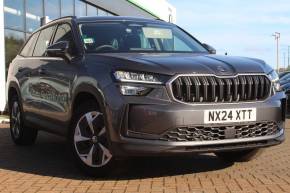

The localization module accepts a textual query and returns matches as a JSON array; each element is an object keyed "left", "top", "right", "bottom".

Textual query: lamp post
[
  {"left": 272, "top": 32, "right": 280, "bottom": 73},
  {"left": 284, "top": 52, "right": 286, "bottom": 71},
  {"left": 287, "top": 46, "right": 290, "bottom": 70}
]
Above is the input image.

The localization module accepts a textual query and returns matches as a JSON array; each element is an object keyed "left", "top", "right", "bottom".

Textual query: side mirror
[
  {"left": 203, "top": 43, "right": 216, "bottom": 54},
  {"left": 46, "top": 41, "right": 71, "bottom": 60}
]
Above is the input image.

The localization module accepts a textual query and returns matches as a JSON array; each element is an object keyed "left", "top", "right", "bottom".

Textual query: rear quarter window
[{"left": 20, "top": 31, "right": 40, "bottom": 57}]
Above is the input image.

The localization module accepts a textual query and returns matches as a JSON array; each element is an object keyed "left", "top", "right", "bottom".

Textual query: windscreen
[{"left": 78, "top": 21, "right": 208, "bottom": 53}]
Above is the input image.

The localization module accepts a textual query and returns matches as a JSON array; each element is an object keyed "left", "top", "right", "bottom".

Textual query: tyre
[
  {"left": 215, "top": 149, "right": 263, "bottom": 162},
  {"left": 9, "top": 94, "right": 38, "bottom": 145},
  {"left": 69, "top": 100, "right": 114, "bottom": 176}
]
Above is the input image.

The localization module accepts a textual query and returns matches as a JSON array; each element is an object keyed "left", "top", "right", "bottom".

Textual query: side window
[
  {"left": 33, "top": 26, "right": 55, "bottom": 56},
  {"left": 20, "top": 31, "right": 40, "bottom": 57},
  {"left": 53, "top": 23, "right": 76, "bottom": 54},
  {"left": 174, "top": 36, "right": 192, "bottom": 51},
  {"left": 53, "top": 23, "right": 74, "bottom": 43}
]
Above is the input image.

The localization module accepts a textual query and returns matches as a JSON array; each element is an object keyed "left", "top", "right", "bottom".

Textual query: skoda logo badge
[{"left": 217, "top": 66, "right": 226, "bottom": 72}]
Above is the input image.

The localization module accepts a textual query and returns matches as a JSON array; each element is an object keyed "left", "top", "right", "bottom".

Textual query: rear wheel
[
  {"left": 69, "top": 100, "right": 114, "bottom": 176},
  {"left": 9, "top": 95, "right": 38, "bottom": 145},
  {"left": 215, "top": 149, "right": 263, "bottom": 162}
]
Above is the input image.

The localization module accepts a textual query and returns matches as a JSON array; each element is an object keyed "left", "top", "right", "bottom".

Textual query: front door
[{"left": 33, "top": 23, "right": 79, "bottom": 134}]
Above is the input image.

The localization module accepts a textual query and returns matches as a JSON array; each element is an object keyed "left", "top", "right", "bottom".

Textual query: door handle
[{"left": 38, "top": 68, "right": 47, "bottom": 75}]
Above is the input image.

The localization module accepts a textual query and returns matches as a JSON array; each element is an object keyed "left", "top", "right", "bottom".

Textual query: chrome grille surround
[{"left": 166, "top": 74, "right": 272, "bottom": 104}]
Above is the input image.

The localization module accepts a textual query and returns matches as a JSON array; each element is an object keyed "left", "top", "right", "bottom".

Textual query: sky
[{"left": 168, "top": 0, "right": 290, "bottom": 70}]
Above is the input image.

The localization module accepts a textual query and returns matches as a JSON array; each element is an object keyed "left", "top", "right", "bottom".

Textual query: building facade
[{"left": 0, "top": 0, "right": 176, "bottom": 112}]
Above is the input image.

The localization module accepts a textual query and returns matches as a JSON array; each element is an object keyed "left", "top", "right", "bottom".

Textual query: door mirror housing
[
  {"left": 203, "top": 43, "right": 216, "bottom": 54},
  {"left": 46, "top": 41, "right": 71, "bottom": 60}
]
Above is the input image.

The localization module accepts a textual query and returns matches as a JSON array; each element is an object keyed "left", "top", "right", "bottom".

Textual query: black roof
[
  {"left": 48, "top": 16, "right": 172, "bottom": 25},
  {"left": 76, "top": 16, "right": 168, "bottom": 23},
  {"left": 35, "top": 16, "right": 173, "bottom": 33}
]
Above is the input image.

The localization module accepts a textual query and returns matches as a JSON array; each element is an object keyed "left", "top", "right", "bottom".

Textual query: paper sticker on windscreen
[
  {"left": 142, "top": 27, "right": 173, "bottom": 39},
  {"left": 83, "top": 38, "right": 94, "bottom": 44}
]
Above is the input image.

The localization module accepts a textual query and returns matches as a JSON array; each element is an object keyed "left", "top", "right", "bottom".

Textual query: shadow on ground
[{"left": 0, "top": 126, "right": 233, "bottom": 180}]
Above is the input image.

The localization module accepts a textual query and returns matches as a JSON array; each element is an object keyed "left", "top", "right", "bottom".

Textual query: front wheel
[
  {"left": 69, "top": 100, "right": 114, "bottom": 176},
  {"left": 215, "top": 149, "right": 263, "bottom": 162}
]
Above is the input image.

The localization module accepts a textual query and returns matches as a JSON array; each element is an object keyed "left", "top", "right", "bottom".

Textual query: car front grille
[
  {"left": 160, "top": 121, "right": 280, "bottom": 142},
  {"left": 170, "top": 74, "right": 271, "bottom": 103}
]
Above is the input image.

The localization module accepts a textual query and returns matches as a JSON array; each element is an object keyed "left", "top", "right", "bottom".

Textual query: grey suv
[{"left": 6, "top": 16, "right": 286, "bottom": 176}]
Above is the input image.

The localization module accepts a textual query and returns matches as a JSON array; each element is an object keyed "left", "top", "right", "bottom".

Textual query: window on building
[
  {"left": 26, "top": 33, "right": 32, "bottom": 40},
  {"left": 4, "top": 0, "right": 25, "bottom": 31},
  {"left": 107, "top": 12, "right": 114, "bottom": 16},
  {"left": 75, "top": 0, "right": 86, "bottom": 17},
  {"left": 26, "top": 0, "right": 44, "bottom": 33},
  {"left": 61, "top": 0, "right": 74, "bottom": 16},
  {"left": 4, "top": 29, "right": 25, "bottom": 75},
  {"left": 45, "top": 0, "right": 61, "bottom": 20},
  {"left": 98, "top": 9, "right": 107, "bottom": 16},
  {"left": 20, "top": 32, "right": 40, "bottom": 57},
  {"left": 33, "top": 26, "right": 55, "bottom": 56},
  {"left": 87, "top": 4, "right": 98, "bottom": 16}
]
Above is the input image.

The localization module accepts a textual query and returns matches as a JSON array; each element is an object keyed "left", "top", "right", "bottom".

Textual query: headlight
[
  {"left": 114, "top": 71, "right": 162, "bottom": 84},
  {"left": 268, "top": 70, "right": 282, "bottom": 92}
]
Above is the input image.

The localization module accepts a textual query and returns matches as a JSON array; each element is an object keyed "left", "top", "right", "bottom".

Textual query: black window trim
[
  {"left": 18, "top": 19, "right": 82, "bottom": 59},
  {"left": 30, "top": 31, "right": 41, "bottom": 57},
  {"left": 18, "top": 24, "right": 57, "bottom": 58}
]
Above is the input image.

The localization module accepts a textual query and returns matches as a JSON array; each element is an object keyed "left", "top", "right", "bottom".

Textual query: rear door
[
  {"left": 16, "top": 31, "right": 41, "bottom": 124},
  {"left": 23, "top": 25, "right": 57, "bottom": 130}
]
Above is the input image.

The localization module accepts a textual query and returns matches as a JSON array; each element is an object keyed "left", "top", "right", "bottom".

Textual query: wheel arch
[
  {"left": 71, "top": 84, "right": 106, "bottom": 115},
  {"left": 7, "top": 82, "right": 21, "bottom": 111},
  {"left": 69, "top": 83, "right": 111, "bottom": 138}
]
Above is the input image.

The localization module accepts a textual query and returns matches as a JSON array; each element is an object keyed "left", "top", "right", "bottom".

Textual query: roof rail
[
  {"left": 155, "top": 18, "right": 166, "bottom": 22},
  {"left": 42, "top": 16, "right": 77, "bottom": 26}
]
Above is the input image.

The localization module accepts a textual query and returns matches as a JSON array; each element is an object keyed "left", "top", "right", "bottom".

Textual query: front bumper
[
  {"left": 112, "top": 129, "right": 284, "bottom": 156},
  {"left": 103, "top": 84, "right": 286, "bottom": 157}
]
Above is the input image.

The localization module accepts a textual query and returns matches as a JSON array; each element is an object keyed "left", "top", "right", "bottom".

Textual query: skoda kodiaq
[{"left": 6, "top": 16, "right": 286, "bottom": 175}]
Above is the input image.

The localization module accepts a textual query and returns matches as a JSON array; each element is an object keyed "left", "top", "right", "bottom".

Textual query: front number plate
[{"left": 204, "top": 108, "right": 256, "bottom": 124}]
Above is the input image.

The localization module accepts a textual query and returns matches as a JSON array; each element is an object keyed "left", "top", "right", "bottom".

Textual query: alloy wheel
[
  {"left": 10, "top": 101, "right": 21, "bottom": 138},
  {"left": 73, "top": 111, "right": 112, "bottom": 167}
]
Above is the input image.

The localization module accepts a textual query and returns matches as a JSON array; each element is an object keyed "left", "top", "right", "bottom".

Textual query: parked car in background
[
  {"left": 280, "top": 72, "right": 290, "bottom": 85},
  {"left": 279, "top": 73, "right": 290, "bottom": 113},
  {"left": 281, "top": 84, "right": 290, "bottom": 111},
  {"left": 279, "top": 71, "right": 290, "bottom": 79},
  {"left": 6, "top": 16, "right": 286, "bottom": 176}
]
